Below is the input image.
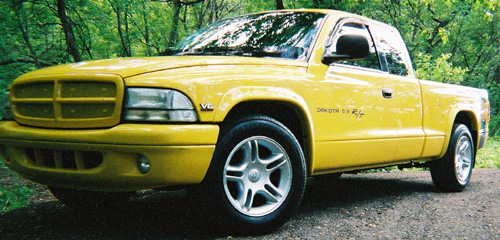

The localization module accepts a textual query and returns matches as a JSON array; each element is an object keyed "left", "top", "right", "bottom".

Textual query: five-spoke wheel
[
  {"left": 454, "top": 134, "right": 473, "bottom": 184},
  {"left": 430, "top": 124, "right": 475, "bottom": 192},
  {"left": 202, "top": 115, "right": 306, "bottom": 234},
  {"left": 223, "top": 136, "right": 292, "bottom": 217}
]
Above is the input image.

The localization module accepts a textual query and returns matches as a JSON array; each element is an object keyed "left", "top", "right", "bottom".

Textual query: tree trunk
[
  {"left": 142, "top": 5, "right": 152, "bottom": 56},
  {"left": 125, "top": 6, "right": 132, "bottom": 56},
  {"left": 210, "top": 0, "right": 217, "bottom": 23},
  {"left": 276, "top": 0, "right": 284, "bottom": 10},
  {"left": 56, "top": 0, "right": 81, "bottom": 62},
  {"left": 109, "top": 0, "right": 131, "bottom": 57},
  {"left": 17, "top": 20, "right": 41, "bottom": 68},
  {"left": 168, "top": 2, "right": 182, "bottom": 47}
]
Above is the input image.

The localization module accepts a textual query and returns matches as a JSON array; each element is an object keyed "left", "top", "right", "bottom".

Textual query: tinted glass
[
  {"left": 370, "top": 24, "right": 409, "bottom": 76},
  {"left": 326, "top": 22, "right": 380, "bottom": 70},
  {"left": 174, "top": 12, "right": 326, "bottom": 60}
]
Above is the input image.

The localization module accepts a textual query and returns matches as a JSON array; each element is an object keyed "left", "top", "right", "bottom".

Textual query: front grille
[
  {"left": 24, "top": 148, "right": 103, "bottom": 170},
  {"left": 10, "top": 75, "right": 124, "bottom": 128}
]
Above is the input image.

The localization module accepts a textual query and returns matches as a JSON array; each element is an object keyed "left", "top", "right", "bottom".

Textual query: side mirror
[{"left": 321, "top": 34, "right": 370, "bottom": 65}]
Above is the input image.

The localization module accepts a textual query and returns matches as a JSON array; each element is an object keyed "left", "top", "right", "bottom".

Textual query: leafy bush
[
  {"left": 476, "top": 137, "right": 500, "bottom": 168},
  {"left": 0, "top": 160, "right": 34, "bottom": 213},
  {"left": 414, "top": 53, "right": 468, "bottom": 85},
  {"left": 0, "top": 183, "right": 33, "bottom": 213}
]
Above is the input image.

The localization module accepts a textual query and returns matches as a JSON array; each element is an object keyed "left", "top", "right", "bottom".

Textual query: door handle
[{"left": 382, "top": 88, "right": 393, "bottom": 99}]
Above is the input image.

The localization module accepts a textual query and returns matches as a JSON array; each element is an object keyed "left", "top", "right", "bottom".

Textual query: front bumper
[{"left": 0, "top": 121, "right": 219, "bottom": 191}]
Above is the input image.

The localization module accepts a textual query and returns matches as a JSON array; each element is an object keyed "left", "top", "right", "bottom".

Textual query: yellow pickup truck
[{"left": 0, "top": 9, "right": 490, "bottom": 233}]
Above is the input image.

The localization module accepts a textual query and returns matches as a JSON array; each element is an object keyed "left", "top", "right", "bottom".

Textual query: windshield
[{"left": 174, "top": 12, "right": 326, "bottom": 61}]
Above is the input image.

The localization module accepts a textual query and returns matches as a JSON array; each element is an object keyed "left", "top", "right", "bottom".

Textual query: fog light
[{"left": 137, "top": 155, "right": 151, "bottom": 174}]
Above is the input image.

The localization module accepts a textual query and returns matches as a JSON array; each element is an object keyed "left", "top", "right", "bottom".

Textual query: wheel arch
[
  {"left": 453, "top": 111, "right": 479, "bottom": 152},
  {"left": 217, "top": 100, "right": 314, "bottom": 176},
  {"left": 441, "top": 111, "right": 479, "bottom": 164},
  {"left": 454, "top": 111, "right": 478, "bottom": 141}
]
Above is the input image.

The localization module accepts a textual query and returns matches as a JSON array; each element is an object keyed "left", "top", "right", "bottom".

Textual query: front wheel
[
  {"left": 203, "top": 115, "right": 306, "bottom": 234},
  {"left": 430, "top": 124, "right": 475, "bottom": 192}
]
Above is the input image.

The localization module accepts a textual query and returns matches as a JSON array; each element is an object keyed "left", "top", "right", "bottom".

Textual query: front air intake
[{"left": 24, "top": 148, "right": 103, "bottom": 170}]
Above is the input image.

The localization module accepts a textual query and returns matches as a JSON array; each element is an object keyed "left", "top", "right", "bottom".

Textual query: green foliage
[
  {"left": 0, "top": 160, "right": 34, "bottom": 213},
  {"left": 0, "top": 0, "right": 499, "bottom": 135},
  {"left": 290, "top": 0, "right": 364, "bottom": 13},
  {"left": 476, "top": 137, "right": 500, "bottom": 168},
  {"left": 0, "top": 183, "right": 33, "bottom": 213},
  {"left": 414, "top": 53, "right": 468, "bottom": 84}
]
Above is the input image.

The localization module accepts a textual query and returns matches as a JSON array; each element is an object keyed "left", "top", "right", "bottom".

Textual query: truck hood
[{"left": 19, "top": 56, "right": 308, "bottom": 79}]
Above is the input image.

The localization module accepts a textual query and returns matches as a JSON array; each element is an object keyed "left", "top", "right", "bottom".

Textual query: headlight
[
  {"left": 124, "top": 88, "right": 198, "bottom": 122},
  {"left": 0, "top": 91, "right": 13, "bottom": 121}
]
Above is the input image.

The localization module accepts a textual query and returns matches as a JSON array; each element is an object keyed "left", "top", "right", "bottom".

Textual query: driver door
[{"left": 311, "top": 19, "right": 399, "bottom": 172}]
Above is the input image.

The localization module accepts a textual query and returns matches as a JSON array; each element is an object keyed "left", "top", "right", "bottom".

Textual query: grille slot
[
  {"left": 10, "top": 76, "right": 124, "bottom": 129},
  {"left": 15, "top": 82, "right": 54, "bottom": 98},
  {"left": 25, "top": 148, "right": 103, "bottom": 170}
]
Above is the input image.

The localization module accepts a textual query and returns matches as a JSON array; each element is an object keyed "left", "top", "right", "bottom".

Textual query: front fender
[
  {"left": 213, "top": 86, "right": 316, "bottom": 175},
  {"left": 213, "top": 86, "right": 312, "bottom": 123}
]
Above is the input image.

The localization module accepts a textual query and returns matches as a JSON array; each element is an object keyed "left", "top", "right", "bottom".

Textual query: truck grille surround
[{"left": 10, "top": 75, "right": 124, "bottom": 129}]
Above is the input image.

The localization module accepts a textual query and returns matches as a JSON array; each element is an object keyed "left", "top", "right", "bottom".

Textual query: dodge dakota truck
[{"left": 0, "top": 9, "right": 490, "bottom": 233}]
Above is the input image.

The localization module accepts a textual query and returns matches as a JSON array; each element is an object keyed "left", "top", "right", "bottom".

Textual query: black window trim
[{"left": 323, "top": 17, "right": 384, "bottom": 71}]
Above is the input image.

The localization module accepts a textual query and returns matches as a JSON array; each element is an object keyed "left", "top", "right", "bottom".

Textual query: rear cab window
[{"left": 369, "top": 24, "right": 412, "bottom": 76}]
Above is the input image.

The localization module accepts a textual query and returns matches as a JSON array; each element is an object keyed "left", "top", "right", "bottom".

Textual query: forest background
[
  {"left": 0, "top": 0, "right": 499, "bottom": 134},
  {"left": 0, "top": 0, "right": 499, "bottom": 212},
  {"left": 0, "top": 0, "right": 499, "bottom": 133}
]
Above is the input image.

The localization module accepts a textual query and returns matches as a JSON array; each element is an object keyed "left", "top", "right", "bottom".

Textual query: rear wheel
[
  {"left": 203, "top": 115, "right": 306, "bottom": 234},
  {"left": 430, "top": 124, "right": 475, "bottom": 192},
  {"left": 48, "top": 186, "right": 134, "bottom": 209}
]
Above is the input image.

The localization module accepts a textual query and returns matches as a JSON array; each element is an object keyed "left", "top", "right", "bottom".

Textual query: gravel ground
[{"left": 1, "top": 168, "right": 499, "bottom": 239}]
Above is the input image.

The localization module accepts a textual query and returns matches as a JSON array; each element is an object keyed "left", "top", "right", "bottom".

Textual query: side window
[
  {"left": 325, "top": 22, "right": 380, "bottom": 70},
  {"left": 370, "top": 25, "right": 409, "bottom": 76}
]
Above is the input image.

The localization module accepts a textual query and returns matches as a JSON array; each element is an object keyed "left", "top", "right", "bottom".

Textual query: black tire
[
  {"left": 430, "top": 124, "right": 475, "bottom": 192},
  {"left": 202, "top": 115, "right": 306, "bottom": 234},
  {"left": 48, "top": 186, "right": 134, "bottom": 209}
]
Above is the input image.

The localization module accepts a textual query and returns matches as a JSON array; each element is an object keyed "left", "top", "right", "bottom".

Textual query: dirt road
[{"left": 1, "top": 168, "right": 499, "bottom": 239}]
